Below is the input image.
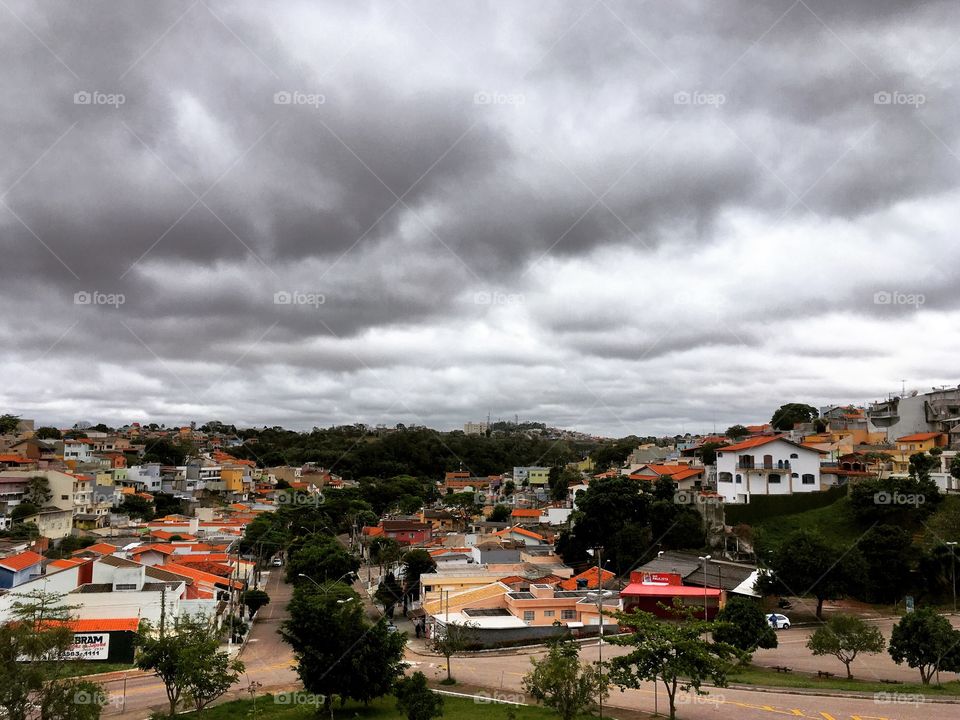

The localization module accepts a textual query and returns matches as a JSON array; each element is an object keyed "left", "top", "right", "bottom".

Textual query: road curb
[{"left": 719, "top": 681, "right": 960, "bottom": 704}]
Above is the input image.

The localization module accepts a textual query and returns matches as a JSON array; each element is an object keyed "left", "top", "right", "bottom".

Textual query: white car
[{"left": 767, "top": 613, "right": 791, "bottom": 629}]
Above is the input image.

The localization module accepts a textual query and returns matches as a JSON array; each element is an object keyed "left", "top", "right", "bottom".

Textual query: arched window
[
  {"left": 802, "top": 474, "right": 815, "bottom": 485},
  {"left": 790, "top": 453, "right": 799, "bottom": 459},
  {"left": 718, "top": 472, "right": 733, "bottom": 483},
  {"left": 735, "top": 474, "right": 742, "bottom": 483}
]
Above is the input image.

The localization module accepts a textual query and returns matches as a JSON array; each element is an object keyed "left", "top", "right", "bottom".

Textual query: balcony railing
[{"left": 738, "top": 461, "right": 791, "bottom": 470}]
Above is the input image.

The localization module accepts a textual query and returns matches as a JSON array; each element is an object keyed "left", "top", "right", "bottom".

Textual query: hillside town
[{"left": 0, "top": 386, "right": 959, "bottom": 719}]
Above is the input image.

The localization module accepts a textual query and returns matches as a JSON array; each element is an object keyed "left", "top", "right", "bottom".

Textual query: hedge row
[{"left": 724, "top": 484, "right": 847, "bottom": 525}]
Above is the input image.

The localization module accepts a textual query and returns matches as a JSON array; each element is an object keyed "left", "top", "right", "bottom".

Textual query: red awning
[{"left": 622, "top": 583, "right": 722, "bottom": 597}]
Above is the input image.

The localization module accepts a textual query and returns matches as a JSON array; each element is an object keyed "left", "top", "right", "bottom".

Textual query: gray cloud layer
[{"left": 2, "top": 0, "right": 959, "bottom": 434}]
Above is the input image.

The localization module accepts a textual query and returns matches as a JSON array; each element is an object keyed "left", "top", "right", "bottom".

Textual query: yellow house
[
  {"left": 896, "top": 432, "right": 948, "bottom": 455},
  {"left": 221, "top": 466, "right": 246, "bottom": 493}
]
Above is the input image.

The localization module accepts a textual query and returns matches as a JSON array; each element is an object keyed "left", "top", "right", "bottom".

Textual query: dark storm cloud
[{"left": 2, "top": 0, "right": 960, "bottom": 433}]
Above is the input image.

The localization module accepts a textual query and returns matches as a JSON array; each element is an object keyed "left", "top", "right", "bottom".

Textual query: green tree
[
  {"left": 487, "top": 504, "right": 511, "bottom": 523},
  {"left": 136, "top": 612, "right": 244, "bottom": 717},
  {"left": 370, "top": 536, "right": 401, "bottom": 574},
  {"left": 696, "top": 441, "right": 725, "bottom": 466},
  {"left": 758, "top": 529, "right": 864, "bottom": 619},
  {"left": 857, "top": 525, "right": 913, "bottom": 603},
  {"left": 35, "top": 426, "right": 62, "bottom": 440},
  {"left": 431, "top": 620, "right": 476, "bottom": 683},
  {"left": 951, "top": 455, "right": 960, "bottom": 486},
  {"left": 240, "top": 589, "right": 271, "bottom": 619},
  {"left": 609, "top": 608, "right": 743, "bottom": 720},
  {"left": 770, "top": 403, "right": 818, "bottom": 431},
  {"left": 281, "top": 583, "right": 406, "bottom": 711},
  {"left": 0, "top": 415, "right": 21, "bottom": 434},
  {"left": 10, "top": 503, "right": 38, "bottom": 522},
  {"left": 374, "top": 572, "right": 404, "bottom": 616},
  {"left": 522, "top": 635, "right": 607, "bottom": 720},
  {"left": 0, "top": 589, "right": 108, "bottom": 720},
  {"left": 565, "top": 476, "right": 652, "bottom": 573},
  {"left": 725, "top": 425, "right": 749, "bottom": 439},
  {"left": 394, "top": 672, "right": 443, "bottom": 720},
  {"left": 402, "top": 549, "right": 437, "bottom": 601},
  {"left": 184, "top": 645, "right": 244, "bottom": 714},
  {"left": 24, "top": 476, "right": 52, "bottom": 507},
  {"left": 888, "top": 607, "right": 960, "bottom": 684},
  {"left": 286, "top": 534, "right": 359, "bottom": 585},
  {"left": 121, "top": 494, "right": 154, "bottom": 520},
  {"left": 806, "top": 614, "right": 885, "bottom": 679},
  {"left": 713, "top": 597, "right": 777, "bottom": 653}
]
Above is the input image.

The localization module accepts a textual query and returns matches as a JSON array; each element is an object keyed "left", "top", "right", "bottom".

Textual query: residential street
[{"left": 100, "top": 568, "right": 298, "bottom": 718}]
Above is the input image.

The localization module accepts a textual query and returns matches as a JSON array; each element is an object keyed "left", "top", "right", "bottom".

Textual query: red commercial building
[{"left": 621, "top": 571, "right": 722, "bottom": 620}]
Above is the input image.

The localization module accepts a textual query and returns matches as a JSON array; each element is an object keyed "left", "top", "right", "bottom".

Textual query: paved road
[
  {"left": 405, "top": 638, "right": 959, "bottom": 720},
  {"left": 752, "top": 615, "right": 960, "bottom": 684},
  {"left": 100, "top": 568, "right": 298, "bottom": 718}
]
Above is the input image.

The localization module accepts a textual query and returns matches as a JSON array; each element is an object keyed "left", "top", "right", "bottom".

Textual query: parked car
[
  {"left": 271, "top": 557, "right": 283, "bottom": 567},
  {"left": 766, "top": 613, "right": 791, "bottom": 629},
  {"left": 385, "top": 622, "right": 399, "bottom": 633}
]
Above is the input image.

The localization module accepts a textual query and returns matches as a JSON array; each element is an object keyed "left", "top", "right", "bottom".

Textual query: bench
[
  {"left": 880, "top": 679, "right": 903, "bottom": 685},
  {"left": 772, "top": 666, "right": 793, "bottom": 674},
  {"left": 816, "top": 671, "right": 834, "bottom": 678}
]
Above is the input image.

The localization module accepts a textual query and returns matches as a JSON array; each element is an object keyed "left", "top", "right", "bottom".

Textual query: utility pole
[
  {"left": 587, "top": 546, "right": 608, "bottom": 720},
  {"left": 948, "top": 542, "right": 958, "bottom": 613},
  {"left": 698, "top": 555, "right": 712, "bottom": 623}
]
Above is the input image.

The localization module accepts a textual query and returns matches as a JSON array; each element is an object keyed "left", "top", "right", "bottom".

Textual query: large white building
[{"left": 715, "top": 435, "right": 825, "bottom": 504}]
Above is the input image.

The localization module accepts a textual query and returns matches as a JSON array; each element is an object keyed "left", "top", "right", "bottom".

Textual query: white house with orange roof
[{"left": 715, "top": 435, "right": 826, "bottom": 504}]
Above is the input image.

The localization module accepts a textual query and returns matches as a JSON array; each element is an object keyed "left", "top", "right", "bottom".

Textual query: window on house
[
  {"left": 735, "top": 474, "right": 742, "bottom": 483},
  {"left": 718, "top": 472, "right": 733, "bottom": 483},
  {"left": 790, "top": 453, "right": 799, "bottom": 459},
  {"left": 802, "top": 474, "right": 816, "bottom": 485},
  {"left": 114, "top": 583, "right": 137, "bottom": 591},
  {"left": 561, "top": 609, "right": 576, "bottom": 620},
  {"left": 523, "top": 611, "right": 535, "bottom": 621},
  {"left": 769, "top": 474, "right": 781, "bottom": 484},
  {"left": 543, "top": 610, "right": 555, "bottom": 618},
  {"left": 61, "top": 495, "right": 69, "bottom": 500},
  {"left": 791, "top": 472, "right": 799, "bottom": 478}
]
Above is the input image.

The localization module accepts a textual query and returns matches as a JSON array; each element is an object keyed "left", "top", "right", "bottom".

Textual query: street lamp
[
  {"left": 586, "top": 546, "right": 609, "bottom": 720},
  {"left": 947, "top": 542, "right": 958, "bottom": 613},
  {"left": 298, "top": 572, "right": 355, "bottom": 598},
  {"left": 698, "top": 555, "right": 712, "bottom": 621}
]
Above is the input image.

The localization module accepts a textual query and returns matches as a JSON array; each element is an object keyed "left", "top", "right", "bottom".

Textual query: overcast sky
[{"left": 2, "top": 0, "right": 959, "bottom": 436}]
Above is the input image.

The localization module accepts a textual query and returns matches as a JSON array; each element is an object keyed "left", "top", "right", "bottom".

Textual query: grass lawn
[
  {"left": 180, "top": 693, "right": 583, "bottom": 720},
  {"left": 753, "top": 496, "right": 865, "bottom": 548},
  {"left": 63, "top": 661, "right": 136, "bottom": 678},
  {"left": 727, "top": 664, "right": 960, "bottom": 696}
]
